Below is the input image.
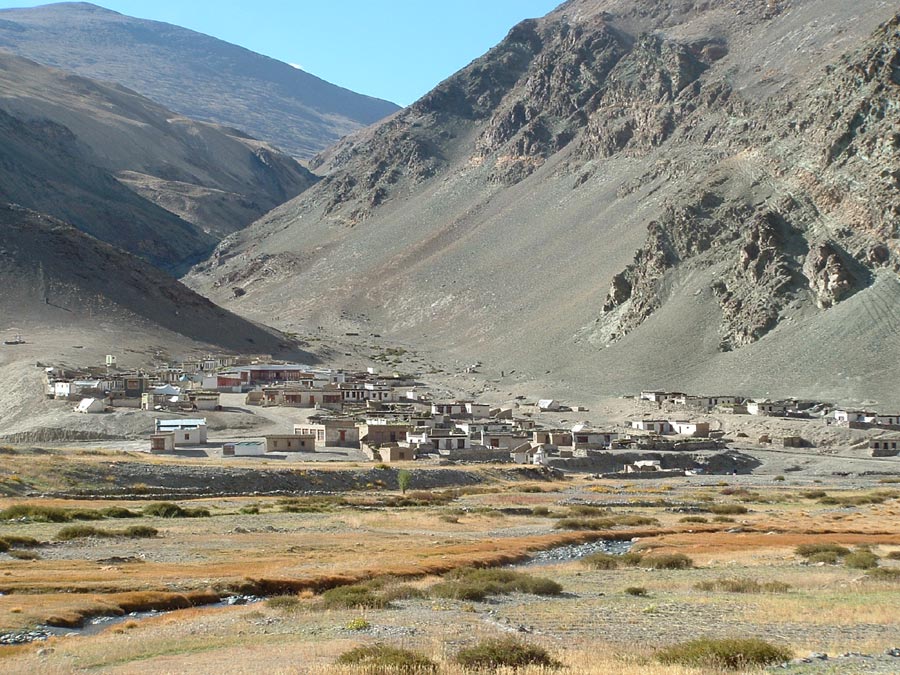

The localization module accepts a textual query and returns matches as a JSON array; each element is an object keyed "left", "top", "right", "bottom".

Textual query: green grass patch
[
  {"left": 455, "top": 637, "right": 560, "bottom": 670},
  {"left": 641, "top": 553, "right": 693, "bottom": 569},
  {"left": 429, "top": 568, "right": 562, "bottom": 602},
  {"left": 844, "top": 550, "right": 879, "bottom": 570},
  {"left": 656, "top": 637, "right": 792, "bottom": 669},
  {"left": 320, "top": 584, "right": 390, "bottom": 610},
  {"left": 795, "top": 543, "right": 851, "bottom": 559},
  {"left": 707, "top": 504, "right": 748, "bottom": 515},
  {"left": 679, "top": 515, "right": 708, "bottom": 523}
]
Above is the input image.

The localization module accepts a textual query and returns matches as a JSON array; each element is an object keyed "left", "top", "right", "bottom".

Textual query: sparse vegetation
[
  {"left": 795, "top": 543, "right": 851, "bottom": 559},
  {"left": 266, "top": 595, "right": 302, "bottom": 612},
  {"left": 397, "top": 469, "right": 411, "bottom": 494},
  {"left": 624, "top": 586, "right": 648, "bottom": 596},
  {"left": 56, "top": 524, "right": 158, "bottom": 540},
  {"left": 344, "top": 617, "right": 371, "bottom": 631},
  {"left": 429, "top": 568, "right": 562, "bottom": 601},
  {"left": 641, "top": 553, "right": 693, "bottom": 570},
  {"left": 143, "top": 502, "right": 210, "bottom": 518},
  {"left": 336, "top": 644, "right": 437, "bottom": 673},
  {"left": 656, "top": 637, "right": 792, "bottom": 669},
  {"left": 554, "top": 514, "right": 657, "bottom": 530},
  {"left": 679, "top": 515, "right": 708, "bottom": 523},
  {"left": 320, "top": 584, "right": 390, "bottom": 609},
  {"left": 455, "top": 637, "right": 560, "bottom": 670},
  {"left": 707, "top": 504, "right": 748, "bottom": 515},
  {"left": 695, "top": 577, "right": 791, "bottom": 594}
]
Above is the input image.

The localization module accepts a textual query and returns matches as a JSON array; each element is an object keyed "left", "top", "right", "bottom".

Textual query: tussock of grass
[
  {"left": 581, "top": 552, "right": 621, "bottom": 569},
  {"left": 624, "top": 586, "right": 648, "bottom": 596},
  {"left": 320, "top": 584, "right": 390, "bottom": 609},
  {"left": 429, "top": 568, "right": 562, "bottom": 602},
  {"left": 679, "top": 516, "right": 708, "bottom": 523},
  {"left": 707, "top": 504, "right": 748, "bottom": 515},
  {"left": 843, "top": 550, "right": 879, "bottom": 570},
  {"left": 8, "top": 550, "right": 40, "bottom": 560},
  {"left": 695, "top": 577, "right": 791, "bottom": 594},
  {"left": 56, "top": 524, "right": 158, "bottom": 541},
  {"left": 801, "top": 490, "right": 828, "bottom": 499},
  {"left": 795, "top": 543, "right": 851, "bottom": 559},
  {"left": 885, "top": 551, "right": 900, "bottom": 560},
  {"left": 642, "top": 553, "right": 693, "bottom": 570},
  {"left": 656, "top": 637, "right": 792, "bottom": 669},
  {"left": 143, "top": 502, "right": 210, "bottom": 518},
  {"left": 99, "top": 507, "right": 140, "bottom": 519},
  {"left": 455, "top": 637, "right": 560, "bottom": 670},
  {"left": 336, "top": 644, "right": 437, "bottom": 673},
  {"left": 266, "top": 595, "right": 302, "bottom": 611},
  {"left": 0, "top": 535, "right": 41, "bottom": 548},
  {"left": 867, "top": 568, "right": 900, "bottom": 581}
]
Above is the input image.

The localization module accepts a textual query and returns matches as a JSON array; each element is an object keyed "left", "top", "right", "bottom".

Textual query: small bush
[
  {"left": 695, "top": 578, "right": 791, "bottom": 594},
  {"left": 239, "top": 505, "right": 260, "bottom": 515},
  {"left": 708, "top": 504, "right": 748, "bottom": 515},
  {"left": 531, "top": 506, "right": 550, "bottom": 516},
  {"left": 657, "top": 637, "right": 792, "bottom": 669},
  {"left": 56, "top": 525, "right": 107, "bottom": 540},
  {"left": 337, "top": 644, "right": 436, "bottom": 673},
  {"left": 642, "top": 553, "right": 693, "bottom": 570},
  {"left": 582, "top": 552, "right": 620, "bottom": 570},
  {"left": 712, "top": 516, "right": 735, "bottom": 523},
  {"left": 0, "top": 504, "right": 70, "bottom": 522},
  {"left": 320, "top": 584, "right": 389, "bottom": 610},
  {"left": 99, "top": 507, "right": 140, "bottom": 519},
  {"left": 844, "top": 550, "right": 879, "bottom": 570},
  {"left": 430, "top": 568, "right": 562, "bottom": 602},
  {"left": 885, "top": 551, "right": 900, "bottom": 560},
  {"left": 867, "top": 568, "right": 900, "bottom": 581},
  {"left": 795, "top": 543, "right": 851, "bottom": 559},
  {"left": 8, "top": 550, "right": 40, "bottom": 560},
  {"left": 774, "top": 475, "right": 785, "bottom": 481},
  {"left": 143, "top": 502, "right": 209, "bottom": 518},
  {"left": 520, "top": 485, "right": 544, "bottom": 493},
  {"left": 455, "top": 637, "right": 560, "bottom": 670},
  {"left": 624, "top": 586, "right": 648, "bottom": 596},
  {"left": 123, "top": 526, "right": 158, "bottom": 539},
  {"left": 68, "top": 509, "right": 105, "bottom": 521},
  {"left": 345, "top": 617, "right": 371, "bottom": 631},
  {"left": 0, "top": 539, "right": 8, "bottom": 552},
  {"left": 680, "top": 515, "right": 708, "bottom": 523},
  {"left": 801, "top": 490, "right": 828, "bottom": 499},
  {"left": 807, "top": 551, "right": 840, "bottom": 564},
  {"left": 1, "top": 535, "right": 40, "bottom": 548}
]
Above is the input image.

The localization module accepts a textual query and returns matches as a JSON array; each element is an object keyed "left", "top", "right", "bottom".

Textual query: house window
[
  {"left": 184, "top": 433, "right": 190, "bottom": 441},
  {"left": 274, "top": 440, "right": 279, "bottom": 448},
  {"left": 457, "top": 439, "right": 465, "bottom": 449}
]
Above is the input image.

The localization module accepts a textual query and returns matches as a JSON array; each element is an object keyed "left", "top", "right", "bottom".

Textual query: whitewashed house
[
  {"left": 74, "top": 397, "right": 105, "bottom": 414},
  {"left": 154, "top": 418, "right": 208, "bottom": 445}
]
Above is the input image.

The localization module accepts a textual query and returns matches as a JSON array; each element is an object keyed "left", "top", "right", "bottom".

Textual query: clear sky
[{"left": 0, "top": 1, "right": 563, "bottom": 105}]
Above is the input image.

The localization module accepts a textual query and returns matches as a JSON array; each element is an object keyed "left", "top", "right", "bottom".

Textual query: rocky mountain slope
[
  {"left": 0, "top": 52, "right": 315, "bottom": 271},
  {"left": 0, "top": 203, "right": 301, "bottom": 357},
  {"left": 189, "top": 0, "right": 900, "bottom": 405},
  {"left": 0, "top": 2, "right": 400, "bottom": 158}
]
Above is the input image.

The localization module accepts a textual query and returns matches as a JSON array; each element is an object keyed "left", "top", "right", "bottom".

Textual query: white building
[
  {"left": 223, "top": 441, "right": 266, "bottom": 457},
  {"left": 630, "top": 419, "right": 673, "bottom": 434},
  {"left": 154, "top": 418, "right": 208, "bottom": 445},
  {"left": 74, "top": 397, "right": 105, "bottom": 414}
]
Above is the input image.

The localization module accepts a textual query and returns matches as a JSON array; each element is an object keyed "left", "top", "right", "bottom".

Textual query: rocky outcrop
[{"left": 804, "top": 242, "right": 856, "bottom": 309}]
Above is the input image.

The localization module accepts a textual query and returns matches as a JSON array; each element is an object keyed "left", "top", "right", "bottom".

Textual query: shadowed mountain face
[
  {"left": 0, "top": 204, "right": 308, "bottom": 358},
  {"left": 0, "top": 52, "right": 317, "bottom": 272},
  {"left": 189, "top": 0, "right": 900, "bottom": 405},
  {"left": 0, "top": 2, "right": 400, "bottom": 158}
]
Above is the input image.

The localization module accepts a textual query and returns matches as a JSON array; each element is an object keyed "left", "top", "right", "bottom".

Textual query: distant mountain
[
  {"left": 0, "top": 203, "right": 301, "bottom": 356},
  {"left": 189, "top": 0, "right": 900, "bottom": 404},
  {"left": 0, "top": 52, "right": 315, "bottom": 272},
  {"left": 0, "top": 2, "right": 401, "bottom": 158}
]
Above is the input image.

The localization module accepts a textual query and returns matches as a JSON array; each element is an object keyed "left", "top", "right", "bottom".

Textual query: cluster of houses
[{"left": 46, "top": 365, "right": 222, "bottom": 415}]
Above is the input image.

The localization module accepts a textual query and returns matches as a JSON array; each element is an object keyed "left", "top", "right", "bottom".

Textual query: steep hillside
[
  {"left": 0, "top": 204, "right": 304, "bottom": 358},
  {"left": 0, "top": 2, "right": 400, "bottom": 158},
  {"left": 0, "top": 52, "right": 316, "bottom": 258},
  {"left": 189, "top": 0, "right": 900, "bottom": 405}
]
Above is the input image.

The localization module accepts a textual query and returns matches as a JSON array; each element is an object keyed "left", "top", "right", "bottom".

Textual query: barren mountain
[
  {"left": 0, "top": 2, "right": 400, "bottom": 158},
  {"left": 0, "top": 203, "right": 303, "bottom": 359},
  {"left": 189, "top": 0, "right": 900, "bottom": 405},
  {"left": 0, "top": 52, "right": 316, "bottom": 271}
]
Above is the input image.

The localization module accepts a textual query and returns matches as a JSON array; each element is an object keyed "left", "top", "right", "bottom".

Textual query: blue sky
[{"left": 0, "top": 1, "right": 562, "bottom": 105}]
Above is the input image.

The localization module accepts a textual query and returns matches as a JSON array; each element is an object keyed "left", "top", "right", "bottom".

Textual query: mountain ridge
[
  {"left": 0, "top": 2, "right": 401, "bottom": 158},
  {"left": 187, "top": 0, "right": 900, "bottom": 405}
]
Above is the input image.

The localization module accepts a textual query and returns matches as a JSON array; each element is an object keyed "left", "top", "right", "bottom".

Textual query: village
[{"left": 41, "top": 355, "right": 900, "bottom": 474}]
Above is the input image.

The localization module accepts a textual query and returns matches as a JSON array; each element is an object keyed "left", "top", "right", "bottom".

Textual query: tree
[{"left": 397, "top": 469, "right": 411, "bottom": 495}]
